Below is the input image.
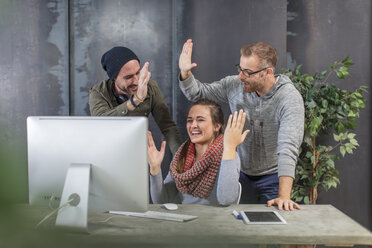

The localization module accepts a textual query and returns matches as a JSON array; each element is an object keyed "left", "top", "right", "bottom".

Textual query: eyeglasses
[{"left": 235, "top": 64, "right": 267, "bottom": 78}]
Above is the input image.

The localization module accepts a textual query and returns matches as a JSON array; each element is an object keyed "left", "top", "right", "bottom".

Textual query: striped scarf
[{"left": 170, "top": 134, "right": 224, "bottom": 198}]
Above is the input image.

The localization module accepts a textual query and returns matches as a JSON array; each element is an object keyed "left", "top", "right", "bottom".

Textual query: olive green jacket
[{"left": 89, "top": 79, "right": 182, "bottom": 155}]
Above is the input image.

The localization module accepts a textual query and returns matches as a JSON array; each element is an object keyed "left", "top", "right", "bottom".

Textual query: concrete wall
[
  {"left": 0, "top": 0, "right": 69, "bottom": 202},
  {"left": 287, "top": 0, "right": 372, "bottom": 232}
]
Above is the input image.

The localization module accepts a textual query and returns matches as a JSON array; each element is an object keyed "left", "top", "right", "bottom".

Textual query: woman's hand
[
  {"left": 136, "top": 62, "right": 151, "bottom": 101},
  {"left": 179, "top": 39, "right": 197, "bottom": 80},
  {"left": 147, "top": 131, "right": 166, "bottom": 176},
  {"left": 223, "top": 110, "right": 250, "bottom": 160}
]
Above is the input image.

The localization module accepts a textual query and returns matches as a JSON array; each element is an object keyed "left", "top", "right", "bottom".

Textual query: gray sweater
[
  {"left": 150, "top": 155, "right": 241, "bottom": 205},
  {"left": 179, "top": 74, "right": 304, "bottom": 178}
]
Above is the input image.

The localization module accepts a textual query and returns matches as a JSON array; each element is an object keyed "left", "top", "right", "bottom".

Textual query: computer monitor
[{"left": 27, "top": 116, "right": 149, "bottom": 231}]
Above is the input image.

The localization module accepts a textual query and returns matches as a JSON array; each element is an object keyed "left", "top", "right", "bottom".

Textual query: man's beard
[
  {"left": 242, "top": 75, "right": 266, "bottom": 94},
  {"left": 115, "top": 82, "right": 137, "bottom": 96},
  {"left": 243, "top": 80, "right": 262, "bottom": 93}
]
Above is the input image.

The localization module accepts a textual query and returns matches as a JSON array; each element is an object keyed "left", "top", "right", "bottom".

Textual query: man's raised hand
[
  {"left": 136, "top": 62, "right": 151, "bottom": 101},
  {"left": 179, "top": 39, "right": 197, "bottom": 80}
]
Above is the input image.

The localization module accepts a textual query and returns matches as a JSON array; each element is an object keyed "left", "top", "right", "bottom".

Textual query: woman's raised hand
[
  {"left": 147, "top": 131, "right": 166, "bottom": 176},
  {"left": 179, "top": 39, "right": 197, "bottom": 80},
  {"left": 223, "top": 110, "right": 250, "bottom": 160}
]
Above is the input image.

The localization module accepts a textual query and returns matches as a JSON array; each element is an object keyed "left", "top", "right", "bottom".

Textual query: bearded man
[{"left": 89, "top": 46, "right": 181, "bottom": 155}]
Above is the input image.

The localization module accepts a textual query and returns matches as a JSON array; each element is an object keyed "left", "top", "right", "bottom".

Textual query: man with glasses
[
  {"left": 178, "top": 39, "right": 304, "bottom": 211},
  {"left": 89, "top": 46, "right": 182, "bottom": 155}
]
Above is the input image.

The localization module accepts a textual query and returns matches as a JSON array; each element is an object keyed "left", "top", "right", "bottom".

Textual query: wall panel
[
  {"left": 173, "top": 0, "right": 287, "bottom": 139},
  {"left": 0, "top": 0, "right": 69, "bottom": 202},
  {"left": 287, "top": 0, "right": 372, "bottom": 231}
]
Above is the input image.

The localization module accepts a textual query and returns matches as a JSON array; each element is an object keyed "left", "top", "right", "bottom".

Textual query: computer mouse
[{"left": 163, "top": 203, "right": 178, "bottom": 211}]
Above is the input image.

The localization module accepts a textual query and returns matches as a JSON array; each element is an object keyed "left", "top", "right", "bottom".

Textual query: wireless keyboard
[{"left": 109, "top": 210, "right": 198, "bottom": 222}]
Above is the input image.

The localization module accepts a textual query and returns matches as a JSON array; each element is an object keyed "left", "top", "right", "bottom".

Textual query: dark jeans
[{"left": 239, "top": 171, "right": 279, "bottom": 204}]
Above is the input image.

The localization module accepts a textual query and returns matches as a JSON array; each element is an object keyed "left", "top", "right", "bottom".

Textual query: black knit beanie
[{"left": 101, "top": 47, "right": 140, "bottom": 81}]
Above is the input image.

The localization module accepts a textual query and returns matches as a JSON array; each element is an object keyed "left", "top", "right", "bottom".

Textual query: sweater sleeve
[
  {"left": 277, "top": 87, "right": 305, "bottom": 178},
  {"left": 179, "top": 73, "right": 236, "bottom": 103},
  {"left": 216, "top": 153, "right": 241, "bottom": 205},
  {"left": 150, "top": 171, "right": 181, "bottom": 204},
  {"left": 149, "top": 81, "right": 182, "bottom": 155}
]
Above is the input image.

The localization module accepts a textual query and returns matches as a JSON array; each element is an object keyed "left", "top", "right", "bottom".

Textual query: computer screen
[{"left": 27, "top": 116, "right": 149, "bottom": 216}]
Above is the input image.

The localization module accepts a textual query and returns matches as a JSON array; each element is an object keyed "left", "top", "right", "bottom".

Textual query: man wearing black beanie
[{"left": 89, "top": 46, "right": 182, "bottom": 155}]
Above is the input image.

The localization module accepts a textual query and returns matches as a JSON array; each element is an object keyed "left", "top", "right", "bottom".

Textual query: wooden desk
[{"left": 11, "top": 204, "right": 372, "bottom": 247}]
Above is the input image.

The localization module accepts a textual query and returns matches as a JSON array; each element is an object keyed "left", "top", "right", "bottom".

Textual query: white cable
[
  {"left": 36, "top": 197, "right": 75, "bottom": 228},
  {"left": 90, "top": 215, "right": 117, "bottom": 223}
]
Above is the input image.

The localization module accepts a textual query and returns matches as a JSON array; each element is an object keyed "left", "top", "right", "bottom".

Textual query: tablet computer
[{"left": 239, "top": 210, "right": 287, "bottom": 225}]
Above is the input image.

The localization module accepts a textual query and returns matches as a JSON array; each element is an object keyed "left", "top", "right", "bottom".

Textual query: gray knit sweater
[
  {"left": 179, "top": 74, "right": 304, "bottom": 178},
  {"left": 150, "top": 155, "right": 241, "bottom": 205}
]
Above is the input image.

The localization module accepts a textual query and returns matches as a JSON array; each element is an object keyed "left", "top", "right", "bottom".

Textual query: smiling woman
[
  {"left": 148, "top": 99, "right": 250, "bottom": 206},
  {"left": 186, "top": 101, "right": 224, "bottom": 160}
]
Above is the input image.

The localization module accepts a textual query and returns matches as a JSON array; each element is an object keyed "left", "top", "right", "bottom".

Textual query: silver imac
[{"left": 27, "top": 116, "right": 148, "bottom": 231}]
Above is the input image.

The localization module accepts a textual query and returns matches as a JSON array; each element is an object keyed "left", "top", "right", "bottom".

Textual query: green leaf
[
  {"left": 350, "top": 139, "right": 359, "bottom": 146},
  {"left": 304, "top": 136, "right": 313, "bottom": 147},
  {"left": 306, "top": 151, "right": 313, "bottom": 158},
  {"left": 336, "top": 72, "right": 344, "bottom": 79},
  {"left": 295, "top": 65, "right": 302, "bottom": 75},
  {"left": 334, "top": 177, "right": 340, "bottom": 184},
  {"left": 301, "top": 174, "right": 309, "bottom": 179},
  {"left": 347, "top": 133, "right": 356, "bottom": 139},
  {"left": 341, "top": 56, "right": 350, "bottom": 63},
  {"left": 345, "top": 142, "right": 354, "bottom": 149},
  {"left": 320, "top": 108, "right": 327, "bottom": 113},
  {"left": 344, "top": 60, "right": 353, "bottom": 67},
  {"left": 347, "top": 112, "right": 356, "bottom": 118},
  {"left": 307, "top": 100, "right": 317, "bottom": 109},
  {"left": 339, "top": 66, "right": 347, "bottom": 72},
  {"left": 311, "top": 155, "right": 315, "bottom": 165},
  {"left": 295, "top": 196, "right": 303, "bottom": 203},
  {"left": 351, "top": 101, "right": 360, "bottom": 108},
  {"left": 345, "top": 146, "right": 353, "bottom": 154},
  {"left": 304, "top": 196, "right": 310, "bottom": 204},
  {"left": 342, "top": 71, "right": 349, "bottom": 76},
  {"left": 340, "top": 146, "right": 346, "bottom": 157},
  {"left": 325, "top": 159, "right": 335, "bottom": 168}
]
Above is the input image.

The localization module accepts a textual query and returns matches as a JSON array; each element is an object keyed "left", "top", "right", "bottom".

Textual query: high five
[{"left": 178, "top": 39, "right": 304, "bottom": 211}]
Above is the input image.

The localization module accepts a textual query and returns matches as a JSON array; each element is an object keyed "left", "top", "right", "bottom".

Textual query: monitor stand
[{"left": 55, "top": 163, "right": 91, "bottom": 233}]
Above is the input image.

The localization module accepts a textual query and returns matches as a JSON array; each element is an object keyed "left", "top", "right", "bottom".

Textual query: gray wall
[
  {"left": 0, "top": 0, "right": 371, "bottom": 234},
  {"left": 174, "top": 0, "right": 287, "bottom": 139},
  {"left": 0, "top": 0, "right": 69, "bottom": 202}
]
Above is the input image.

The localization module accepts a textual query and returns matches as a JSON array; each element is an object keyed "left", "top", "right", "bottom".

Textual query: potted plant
[{"left": 281, "top": 57, "right": 368, "bottom": 204}]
